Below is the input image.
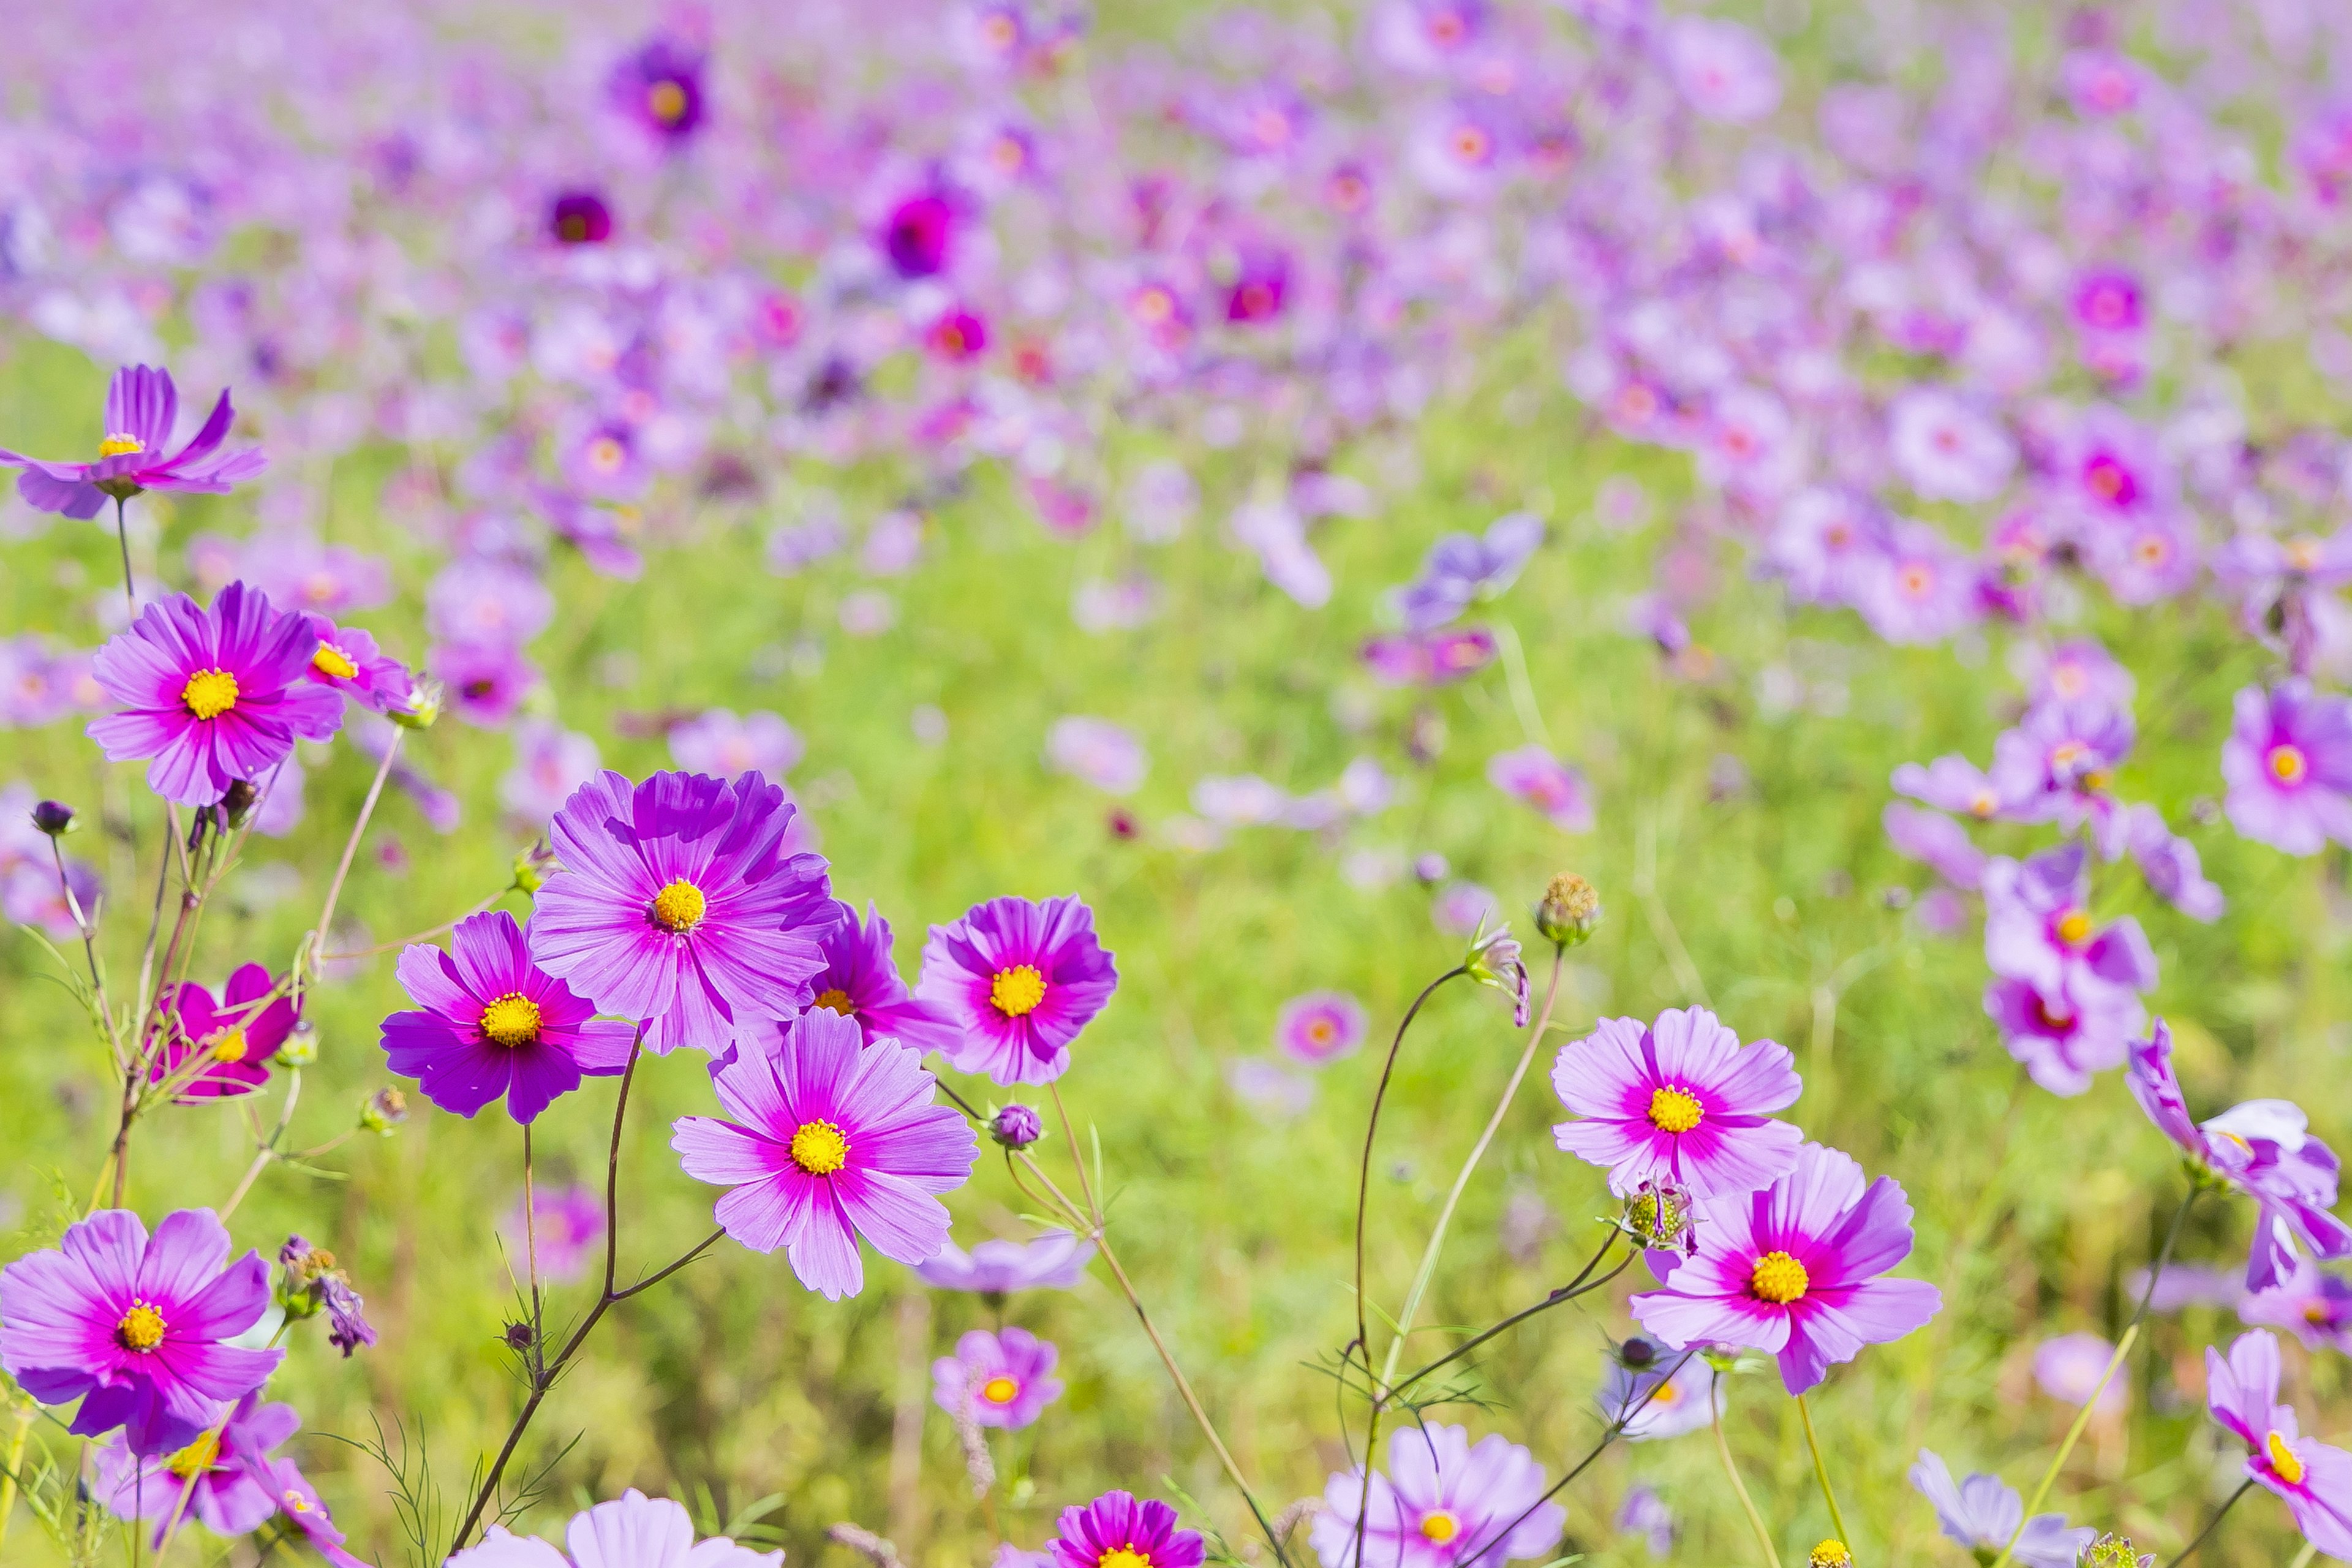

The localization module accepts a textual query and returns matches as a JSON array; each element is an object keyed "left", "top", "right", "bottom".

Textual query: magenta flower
[
  {"left": 148, "top": 962, "right": 297, "bottom": 1102},
  {"left": 883, "top": 192, "right": 957, "bottom": 278},
  {"left": 508, "top": 1185, "right": 605, "bottom": 1285},
  {"left": 300, "top": 613, "right": 410, "bottom": 713},
  {"left": 932, "top": 1326, "right": 1063, "bottom": 1429},
  {"left": 1050, "top": 1491, "right": 1206, "bottom": 1568},
  {"left": 86, "top": 584, "right": 344, "bottom": 808},
  {"left": 0, "top": 364, "right": 265, "bottom": 519},
  {"left": 241, "top": 1457, "right": 370, "bottom": 1568},
  {"left": 1361, "top": 628, "right": 1497, "bottom": 687},
  {"left": 1629, "top": 1142, "right": 1940, "bottom": 1394},
  {"left": 764, "top": 899, "right": 963, "bottom": 1057},
  {"left": 916, "top": 894, "right": 1118, "bottom": 1086},
  {"left": 1485, "top": 745, "right": 1594, "bottom": 832},
  {"left": 383, "top": 911, "right": 636, "bottom": 1124},
  {"left": 2206, "top": 1331, "right": 2352, "bottom": 1560},
  {"left": 609, "top": 37, "right": 707, "bottom": 146},
  {"left": 0, "top": 1208, "right": 281, "bottom": 1454},
  {"left": 669, "top": 708, "right": 804, "bottom": 780},
  {"left": 1276, "top": 991, "right": 1368, "bottom": 1066},
  {"left": 2222, "top": 681, "right": 2352, "bottom": 856},
  {"left": 915, "top": 1229, "right": 1096, "bottom": 1294},
  {"left": 2239, "top": 1255, "right": 2352, "bottom": 1354},
  {"left": 1981, "top": 844, "right": 2156, "bottom": 1006},
  {"left": 671, "top": 1009, "right": 978, "bottom": 1299},
  {"left": 93, "top": 1391, "right": 295, "bottom": 1543},
  {"left": 2128, "top": 1022, "right": 2352, "bottom": 1289},
  {"left": 531, "top": 770, "right": 838, "bottom": 1056},
  {"left": 1551, "top": 1007, "right": 1803, "bottom": 1199},
  {"left": 1309, "top": 1424, "right": 1566, "bottom": 1568},
  {"left": 548, "top": 190, "right": 614, "bottom": 246},
  {"left": 1983, "top": 976, "right": 2144, "bottom": 1098},
  {"left": 448, "top": 1490, "right": 781, "bottom": 1568}
]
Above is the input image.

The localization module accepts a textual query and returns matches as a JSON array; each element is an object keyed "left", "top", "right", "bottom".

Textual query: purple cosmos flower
[
  {"left": 1908, "top": 1449, "right": 2092, "bottom": 1568},
  {"left": 1770, "top": 489, "right": 1888, "bottom": 606},
  {"left": 2206, "top": 1331, "right": 2352, "bottom": 1560},
  {"left": 1310, "top": 1423, "right": 1566, "bottom": 1568},
  {"left": 748, "top": 899, "right": 964, "bottom": 1057},
  {"left": 1276, "top": 991, "right": 1368, "bottom": 1066},
  {"left": 1882, "top": 804, "right": 1988, "bottom": 890},
  {"left": 92, "top": 1392, "right": 296, "bottom": 1544},
  {"left": 1887, "top": 388, "right": 2015, "bottom": 504},
  {"left": 2128, "top": 1021, "right": 2352, "bottom": 1289},
  {"left": 610, "top": 37, "right": 707, "bottom": 145},
  {"left": 2239, "top": 1255, "right": 2352, "bottom": 1354},
  {"left": 916, "top": 1230, "right": 1095, "bottom": 1294},
  {"left": 2072, "top": 268, "right": 2144, "bottom": 335},
  {"left": 1598, "top": 1346, "right": 1720, "bottom": 1440},
  {"left": 507, "top": 1185, "right": 605, "bottom": 1284},
  {"left": 932, "top": 1326, "right": 1063, "bottom": 1429},
  {"left": 1666, "top": 16, "right": 1782, "bottom": 122},
  {"left": 1629, "top": 1142, "right": 1940, "bottom": 1395},
  {"left": 2128, "top": 1263, "right": 2247, "bottom": 1313},
  {"left": 1551, "top": 1007, "right": 1803, "bottom": 1199},
  {"left": 532, "top": 769, "right": 837, "bottom": 1057},
  {"left": 277, "top": 1237, "right": 374, "bottom": 1357},
  {"left": 2222, "top": 681, "right": 2352, "bottom": 856},
  {"left": 432, "top": 640, "right": 537, "bottom": 728},
  {"left": 1856, "top": 521, "right": 1978, "bottom": 645},
  {"left": 1981, "top": 844, "right": 2156, "bottom": 1006},
  {"left": 0, "top": 1208, "right": 280, "bottom": 1455},
  {"left": 447, "top": 1490, "right": 781, "bottom": 1568},
  {"left": 426, "top": 557, "right": 554, "bottom": 648},
  {"left": 883, "top": 192, "right": 957, "bottom": 279},
  {"left": 670, "top": 709, "right": 804, "bottom": 780},
  {"left": 562, "top": 422, "right": 647, "bottom": 502},
  {"left": 2034, "top": 1332, "right": 2127, "bottom": 1415},
  {"left": 1615, "top": 1485, "right": 1675, "bottom": 1558},
  {"left": 1988, "top": 699, "right": 2136, "bottom": 837},
  {"left": 234, "top": 532, "right": 393, "bottom": 619},
  {"left": 86, "top": 584, "right": 343, "bottom": 808},
  {"left": 916, "top": 894, "right": 1117, "bottom": 1085},
  {"left": 499, "top": 719, "right": 601, "bottom": 824},
  {"left": 1393, "top": 513, "right": 1545, "bottom": 630},
  {"left": 1, "top": 364, "right": 265, "bottom": 519},
  {"left": 548, "top": 190, "right": 613, "bottom": 246},
  {"left": 1983, "top": 975, "right": 2144, "bottom": 1098},
  {"left": 1052, "top": 1492, "right": 1207, "bottom": 1568},
  {"left": 383, "top": 910, "right": 636, "bottom": 1124},
  {"left": 243, "top": 1457, "right": 371, "bottom": 1568},
  {"left": 1046, "top": 717, "right": 1149, "bottom": 795},
  {"left": 1892, "top": 755, "right": 2029, "bottom": 822},
  {"left": 1486, "top": 746, "right": 1594, "bottom": 832},
  {"left": 672, "top": 1009, "right": 978, "bottom": 1299},
  {"left": 2015, "top": 641, "right": 2138, "bottom": 711},
  {"left": 1362, "top": 628, "right": 1498, "bottom": 687},
  {"left": 300, "top": 614, "right": 410, "bottom": 713},
  {"left": 149, "top": 962, "right": 296, "bottom": 1102},
  {"left": 2119, "top": 805, "right": 2224, "bottom": 921}
]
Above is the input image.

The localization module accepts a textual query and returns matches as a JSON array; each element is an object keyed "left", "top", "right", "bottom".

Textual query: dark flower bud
[
  {"left": 31, "top": 799, "right": 76, "bottom": 837},
  {"left": 1616, "top": 1335, "right": 1657, "bottom": 1368},
  {"left": 360, "top": 1087, "right": 409, "bottom": 1134},
  {"left": 990, "top": 1103, "right": 1043, "bottom": 1150},
  {"left": 221, "top": 779, "right": 260, "bottom": 829},
  {"left": 503, "top": 1321, "right": 537, "bottom": 1352},
  {"left": 1534, "top": 873, "right": 1601, "bottom": 947}
]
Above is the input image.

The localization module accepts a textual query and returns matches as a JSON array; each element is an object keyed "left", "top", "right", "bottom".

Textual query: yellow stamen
[
  {"left": 480, "top": 993, "right": 542, "bottom": 1048},
  {"left": 2271, "top": 745, "right": 2309, "bottom": 785},
  {"left": 790, "top": 1119, "right": 850, "bottom": 1175},
  {"left": 312, "top": 643, "right": 359, "bottom": 680},
  {"left": 98, "top": 433, "right": 145, "bottom": 458},
  {"left": 1809, "top": 1542, "right": 1852, "bottom": 1568},
  {"left": 181, "top": 668, "right": 239, "bottom": 721},
  {"left": 1750, "top": 1251, "right": 1809, "bottom": 1304},
  {"left": 209, "top": 1027, "right": 249, "bottom": 1064},
  {"left": 650, "top": 880, "right": 706, "bottom": 933},
  {"left": 283, "top": 1489, "right": 312, "bottom": 1514},
  {"left": 813, "top": 987, "right": 856, "bottom": 1017},
  {"left": 2269, "top": 1431, "right": 2305, "bottom": 1486},
  {"left": 990, "top": 965, "right": 1047, "bottom": 1018},
  {"left": 1099, "top": 1551, "right": 1152, "bottom": 1568},
  {"left": 1419, "top": 1512, "right": 1460, "bottom": 1544},
  {"left": 2055, "top": 909, "right": 2092, "bottom": 946},
  {"left": 168, "top": 1431, "right": 221, "bottom": 1479},
  {"left": 116, "top": 1302, "right": 167, "bottom": 1351},
  {"left": 981, "top": 1375, "right": 1019, "bottom": 1404},
  {"left": 1647, "top": 1086, "right": 1704, "bottom": 1134},
  {"left": 647, "top": 80, "right": 688, "bottom": 124}
]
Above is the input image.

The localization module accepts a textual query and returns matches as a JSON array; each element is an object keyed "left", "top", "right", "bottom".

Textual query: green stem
[
  {"left": 1796, "top": 1393, "right": 1851, "bottom": 1548},
  {"left": 1713, "top": 1371, "right": 1782, "bottom": 1568},
  {"left": 1491, "top": 619, "right": 1553, "bottom": 750},
  {"left": 0, "top": 1399, "right": 31, "bottom": 1557},
  {"left": 2159, "top": 1479, "right": 2253, "bottom": 1568}
]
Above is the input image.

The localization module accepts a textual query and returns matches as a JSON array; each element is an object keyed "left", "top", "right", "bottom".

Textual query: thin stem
[
  {"left": 113, "top": 496, "right": 136, "bottom": 613},
  {"left": 1491, "top": 619, "right": 1554, "bottom": 749},
  {"left": 48, "top": 839, "right": 115, "bottom": 1043},
  {"left": 2159, "top": 1479, "right": 2253, "bottom": 1568},
  {"left": 1046, "top": 1082, "right": 1101, "bottom": 1222},
  {"left": 218, "top": 1068, "right": 303, "bottom": 1222},
  {"left": 2287, "top": 1543, "right": 2318, "bottom": 1568},
  {"left": 1713, "top": 1371, "right": 1782, "bottom": 1568},
  {"left": 311, "top": 729, "right": 402, "bottom": 965},
  {"left": 1387, "top": 1229, "right": 1624, "bottom": 1400},
  {"left": 612, "top": 1229, "right": 723, "bottom": 1301},
  {"left": 522, "top": 1124, "right": 544, "bottom": 1378},
  {"left": 1796, "top": 1393, "right": 1851, "bottom": 1548}
]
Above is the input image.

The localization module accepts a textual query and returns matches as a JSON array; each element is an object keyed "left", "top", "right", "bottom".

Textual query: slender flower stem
[
  {"left": 522, "top": 1123, "right": 544, "bottom": 1376},
  {"left": 310, "top": 729, "right": 402, "bottom": 970},
  {"left": 2288, "top": 1542, "right": 2319, "bottom": 1568},
  {"left": 1796, "top": 1393, "right": 1851, "bottom": 1548},
  {"left": 219, "top": 1068, "right": 304, "bottom": 1221},
  {"left": 1386, "top": 1242, "right": 1630, "bottom": 1400},
  {"left": 1713, "top": 1371, "right": 1783, "bottom": 1568},
  {"left": 1988, "top": 1187, "right": 2199, "bottom": 1568},
  {"left": 0, "top": 1399, "right": 32, "bottom": 1558},
  {"left": 2159, "top": 1479, "right": 2253, "bottom": 1568},
  {"left": 1492, "top": 619, "right": 1555, "bottom": 750},
  {"left": 113, "top": 496, "right": 137, "bottom": 613},
  {"left": 48, "top": 840, "right": 115, "bottom": 1042}
]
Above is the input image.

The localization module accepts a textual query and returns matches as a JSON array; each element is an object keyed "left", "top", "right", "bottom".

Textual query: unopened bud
[
  {"left": 989, "top": 1103, "right": 1043, "bottom": 1150},
  {"left": 31, "top": 799, "right": 77, "bottom": 837},
  {"left": 2081, "top": 1534, "right": 2154, "bottom": 1568},
  {"left": 360, "top": 1086, "right": 409, "bottom": 1134},
  {"left": 1622, "top": 1182, "right": 1694, "bottom": 1253},
  {"left": 221, "top": 779, "right": 260, "bottom": 829},
  {"left": 1535, "top": 873, "right": 1601, "bottom": 947},
  {"left": 278, "top": 1020, "right": 320, "bottom": 1068},
  {"left": 388, "top": 677, "right": 443, "bottom": 730},
  {"left": 511, "top": 839, "right": 559, "bottom": 895}
]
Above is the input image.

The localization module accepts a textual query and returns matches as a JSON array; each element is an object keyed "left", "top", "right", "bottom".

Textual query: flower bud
[
  {"left": 1807, "top": 1542, "right": 1850, "bottom": 1568},
  {"left": 31, "top": 799, "right": 77, "bottom": 837},
  {"left": 360, "top": 1086, "right": 409, "bottom": 1134},
  {"left": 1621, "top": 1181, "right": 1694, "bottom": 1254},
  {"left": 277, "top": 1020, "right": 320, "bottom": 1068},
  {"left": 1464, "top": 924, "right": 1531, "bottom": 1027},
  {"left": 220, "top": 778, "right": 260, "bottom": 830},
  {"left": 1615, "top": 1335, "right": 1657, "bottom": 1369},
  {"left": 1535, "top": 873, "right": 1601, "bottom": 947},
  {"left": 511, "top": 839, "right": 559, "bottom": 895},
  {"left": 388, "top": 677, "right": 444, "bottom": 731},
  {"left": 989, "top": 1103, "right": 1043, "bottom": 1150},
  {"left": 2080, "top": 1534, "right": 2154, "bottom": 1568}
]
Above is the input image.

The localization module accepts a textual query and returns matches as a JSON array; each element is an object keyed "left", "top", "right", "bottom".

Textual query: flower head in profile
[
  {"left": 93, "top": 1392, "right": 297, "bottom": 1545},
  {"left": 609, "top": 37, "right": 707, "bottom": 146},
  {"left": 2222, "top": 681, "right": 2352, "bottom": 856},
  {"left": 1051, "top": 1491, "right": 1207, "bottom": 1568},
  {"left": 915, "top": 1230, "right": 1095, "bottom": 1295},
  {"left": 2204, "top": 1331, "right": 2352, "bottom": 1560},
  {"left": 1552, "top": 1007, "right": 1803, "bottom": 1199},
  {"left": 1485, "top": 746, "right": 1594, "bottom": 832},
  {"left": 932, "top": 1327, "right": 1063, "bottom": 1430},
  {"left": 384, "top": 911, "right": 636, "bottom": 1123},
  {"left": 87, "top": 584, "right": 344, "bottom": 807},
  {"left": 148, "top": 962, "right": 297, "bottom": 1102},
  {"left": 276, "top": 1237, "right": 375, "bottom": 1357},
  {"left": 672, "top": 1009, "right": 978, "bottom": 1299},
  {"left": 241, "top": 1457, "right": 370, "bottom": 1568},
  {"left": 1, "top": 364, "right": 265, "bottom": 519},
  {"left": 531, "top": 770, "right": 837, "bottom": 1056},
  {"left": 2239, "top": 1254, "right": 2352, "bottom": 1353},
  {"left": 761, "top": 899, "right": 963, "bottom": 1057},
  {"left": 1393, "top": 512, "right": 1545, "bottom": 630},
  {"left": 0, "top": 1208, "right": 281, "bottom": 1454},
  {"left": 1276, "top": 991, "right": 1368, "bottom": 1066},
  {"left": 1309, "top": 1423, "right": 1565, "bottom": 1568},
  {"left": 1629, "top": 1142, "right": 1940, "bottom": 1394},
  {"left": 447, "top": 1489, "right": 781, "bottom": 1568},
  {"left": 916, "top": 894, "right": 1118, "bottom": 1085},
  {"left": 300, "top": 614, "right": 410, "bottom": 712},
  {"left": 1907, "top": 1449, "right": 2092, "bottom": 1568}
]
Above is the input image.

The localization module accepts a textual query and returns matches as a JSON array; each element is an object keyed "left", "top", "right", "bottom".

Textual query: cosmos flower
[
  {"left": 1907, "top": 1450, "right": 2093, "bottom": 1568},
  {"left": 1310, "top": 1423, "right": 1566, "bottom": 1568},
  {"left": 1485, "top": 746, "right": 1594, "bottom": 831},
  {"left": 548, "top": 190, "right": 613, "bottom": 246},
  {"left": 1882, "top": 804, "right": 1988, "bottom": 890},
  {"left": 1887, "top": 388, "right": 2015, "bottom": 504},
  {"left": 507, "top": 1185, "right": 605, "bottom": 1284},
  {"left": 0, "top": 364, "right": 265, "bottom": 519},
  {"left": 1983, "top": 974, "right": 2144, "bottom": 1098},
  {"left": 915, "top": 1230, "right": 1096, "bottom": 1294},
  {"left": 2222, "top": 681, "right": 2352, "bottom": 856},
  {"left": 0, "top": 1208, "right": 281, "bottom": 1455},
  {"left": 916, "top": 894, "right": 1118, "bottom": 1085},
  {"left": 1980, "top": 843, "right": 2156, "bottom": 1007},
  {"left": 2204, "top": 1331, "right": 2352, "bottom": 1560},
  {"left": 751, "top": 899, "right": 963, "bottom": 1057},
  {"left": 86, "top": 583, "right": 344, "bottom": 808},
  {"left": 448, "top": 1490, "right": 780, "bottom": 1568},
  {"left": 1891, "top": 754, "right": 2029, "bottom": 823},
  {"left": 2032, "top": 1332, "right": 2127, "bottom": 1415},
  {"left": 1551, "top": 1007, "right": 1804, "bottom": 1199},
  {"left": 1046, "top": 717, "right": 1149, "bottom": 795},
  {"left": 1597, "top": 1343, "right": 1721, "bottom": 1440},
  {"left": 240, "top": 1458, "right": 371, "bottom": 1568},
  {"left": 669, "top": 709, "right": 804, "bottom": 780},
  {"left": 531, "top": 769, "right": 837, "bottom": 1056},
  {"left": 1393, "top": 513, "right": 1545, "bottom": 630},
  {"left": 609, "top": 37, "right": 707, "bottom": 146},
  {"left": 431, "top": 640, "right": 538, "bottom": 728},
  {"left": 1052, "top": 1492, "right": 1207, "bottom": 1568},
  {"left": 931, "top": 1327, "right": 1063, "bottom": 1429},
  {"left": 92, "top": 1392, "right": 297, "bottom": 1545},
  {"left": 882, "top": 192, "right": 957, "bottom": 278},
  {"left": 1276, "top": 990, "right": 1368, "bottom": 1066},
  {"left": 382, "top": 910, "right": 636, "bottom": 1124},
  {"left": 300, "top": 613, "right": 410, "bottom": 712},
  {"left": 2119, "top": 804, "right": 2225, "bottom": 922},
  {"left": 499, "top": 718, "right": 601, "bottom": 824},
  {"left": 1362, "top": 628, "right": 1498, "bottom": 686},
  {"left": 2237, "top": 1254, "right": 2352, "bottom": 1354},
  {"left": 1629, "top": 1142, "right": 1940, "bottom": 1395},
  {"left": 1615, "top": 1485, "right": 1675, "bottom": 1559},
  {"left": 148, "top": 962, "right": 297, "bottom": 1102},
  {"left": 1988, "top": 701, "right": 2136, "bottom": 837},
  {"left": 1666, "top": 17, "right": 1782, "bottom": 122},
  {"left": 671, "top": 1009, "right": 978, "bottom": 1299},
  {"left": 1855, "top": 521, "right": 1979, "bottom": 645}
]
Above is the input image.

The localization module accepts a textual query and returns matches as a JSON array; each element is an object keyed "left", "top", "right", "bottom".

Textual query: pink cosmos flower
[
  {"left": 1486, "top": 746, "right": 1594, "bottom": 831},
  {"left": 93, "top": 1390, "right": 295, "bottom": 1544},
  {"left": 2238, "top": 1255, "right": 2352, "bottom": 1354},
  {"left": 244, "top": 1458, "right": 371, "bottom": 1568},
  {"left": 2222, "top": 681, "right": 2352, "bottom": 856},
  {"left": 1629, "top": 1142, "right": 1941, "bottom": 1394},
  {"left": 672, "top": 1009, "right": 978, "bottom": 1299},
  {"left": 148, "top": 962, "right": 297, "bottom": 1102},
  {"left": 1276, "top": 991, "right": 1368, "bottom": 1066},
  {"left": 1665, "top": 17, "right": 1782, "bottom": 123},
  {"left": 0, "top": 364, "right": 265, "bottom": 519},
  {"left": 1981, "top": 843, "right": 2156, "bottom": 1007},
  {"left": 1983, "top": 975, "right": 2144, "bottom": 1098},
  {"left": 1882, "top": 804, "right": 1988, "bottom": 891},
  {"left": 86, "top": 583, "right": 343, "bottom": 808},
  {"left": 931, "top": 1326, "right": 1063, "bottom": 1429},
  {"left": 2034, "top": 1332, "right": 2127, "bottom": 1415},
  {"left": 300, "top": 614, "right": 410, "bottom": 713},
  {"left": 749, "top": 899, "right": 963, "bottom": 1057},
  {"left": 1888, "top": 388, "right": 2015, "bottom": 504},
  {"left": 499, "top": 719, "right": 601, "bottom": 824},
  {"left": 1051, "top": 1491, "right": 1206, "bottom": 1568},
  {"left": 2014, "top": 641, "right": 2136, "bottom": 711},
  {"left": 507, "top": 1185, "right": 605, "bottom": 1285},
  {"left": 0, "top": 1208, "right": 281, "bottom": 1454},
  {"left": 916, "top": 894, "right": 1118, "bottom": 1086},
  {"left": 1891, "top": 755, "right": 2028, "bottom": 823},
  {"left": 1551, "top": 1007, "right": 1803, "bottom": 1199},
  {"left": 448, "top": 1490, "right": 780, "bottom": 1568},
  {"left": 1046, "top": 717, "right": 1149, "bottom": 795},
  {"left": 2205, "top": 1331, "right": 2352, "bottom": 1560},
  {"left": 915, "top": 1230, "right": 1096, "bottom": 1294},
  {"left": 1310, "top": 1423, "right": 1565, "bottom": 1568},
  {"left": 669, "top": 708, "right": 804, "bottom": 780},
  {"left": 1856, "top": 521, "right": 1978, "bottom": 645},
  {"left": 1598, "top": 1347, "right": 1721, "bottom": 1441}
]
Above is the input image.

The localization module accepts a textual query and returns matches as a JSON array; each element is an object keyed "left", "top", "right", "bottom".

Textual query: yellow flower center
[
  {"left": 1750, "top": 1251, "right": 1810, "bottom": 1304},
  {"left": 982, "top": 1375, "right": 1020, "bottom": 1404},
  {"left": 1099, "top": 1550, "right": 1152, "bottom": 1568},
  {"left": 1968, "top": 789, "right": 1997, "bottom": 817},
  {"left": 2305, "top": 1300, "right": 2333, "bottom": 1325},
  {"left": 1647, "top": 1086, "right": 1704, "bottom": 1134},
  {"left": 790, "top": 1119, "right": 850, "bottom": 1175},
  {"left": 990, "top": 964, "right": 1047, "bottom": 1017},
  {"left": 1419, "top": 1511, "right": 1460, "bottom": 1544},
  {"left": 480, "top": 993, "right": 543, "bottom": 1048},
  {"left": 208, "top": 1027, "right": 249, "bottom": 1063},
  {"left": 2271, "top": 744, "right": 2309, "bottom": 785},
  {"left": 2269, "top": 1430, "right": 2304, "bottom": 1486},
  {"left": 98, "top": 433, "right": 145, "bottom": 458},
  {"left": 168, "top": 1431, "right": 222, "bottom": 1479},
  {"left": 116, "top": 1302, "right": 167, "bottom": 1351},
  {"left": 1809, "top": 1541, "right": 1851, "bottom": 1568},
  {"left": 650, "top": 879, "right": 707, "bottom": 933},
  {"left": 283, "top": 1489, "right": 312, "bottom": 1515},
  {"left": 813, "top": 987, "right": 856, "bottom": 1017},
  {"left": 2055, "top": 909, "right": 2093, "bottom": 946},
  {"left": 312, "top": 643, "right": 360, "bottom": 680},
  {"left": 586, "top": 436, "right": 626, "bottom": 472},
  {"left": 181, "top": 668, "right": 239, "bottom": 720},
  {"left": 647, "top": 80, "right": 688, "bottom": 124}
]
